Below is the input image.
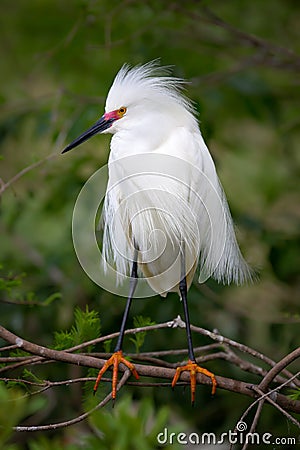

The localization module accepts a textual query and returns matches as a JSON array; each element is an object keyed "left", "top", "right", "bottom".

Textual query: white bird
[{"left": 63, "top": 61, "right": 252, "bottom": 403}]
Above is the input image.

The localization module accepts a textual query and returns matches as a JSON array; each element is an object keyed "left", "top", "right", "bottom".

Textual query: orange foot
[
  {"left": 171, "top": 360, "right": 217, "bottom": 404},
  {"left": 93, "top": 350, "right": 139, "bottom": 399}
]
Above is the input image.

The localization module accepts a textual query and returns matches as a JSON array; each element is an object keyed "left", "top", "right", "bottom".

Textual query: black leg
[
  {"left": 179, "top": 248, "right": 195, "bottom": 362},
  {"left": 93, "top": 249, "right": 139, "bottom": 398},
  {"left": 114, "top": 254, "right": 138, "bottom": 352},
  {"left": 172, "top": 245, "right": 217, "bottom": 402}
]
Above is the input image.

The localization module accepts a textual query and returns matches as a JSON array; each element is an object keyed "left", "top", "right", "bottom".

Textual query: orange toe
[
  {"left": 172, "top": 360, "right": 217, "bottom": 404},
  {"left": 93, "top": 350, "right": 139, "bottom": 399}
]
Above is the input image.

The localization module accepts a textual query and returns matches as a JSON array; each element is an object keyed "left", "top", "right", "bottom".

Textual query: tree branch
[{"left": 0, "top": 322, "right": 299, "bottom": 421}]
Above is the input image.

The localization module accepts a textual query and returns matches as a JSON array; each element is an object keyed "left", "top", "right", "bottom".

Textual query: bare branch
[
  {"left": 0, "top": 153, "right": 57, "bottom": 197},
  {"left": 259, "top": 347, "right": 300, "bottom": 391},
  {"left": 190, "top": 324, "right": 300, "bottom": 388},
  {"left": 14, "top": 371, "right": 131, "bottom": 432},
  {"left": 0, "top": 323, "right": 299, "bottom": 417}
]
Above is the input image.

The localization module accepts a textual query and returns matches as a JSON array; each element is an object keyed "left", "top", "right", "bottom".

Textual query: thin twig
[
  {"left": 240, "top": 401, "right": 264, "bottom": 450},
  {"left": 191, "top": 324, "right": 300, "bottom": 388},
  {"left": 0, "top": 344, "right": 19, "bottom": 352},
  {"left": 65, "top": 320, "right": 173, "bottom": 353},
  {"left": 252, "top": 386, "right": 300, "bottom": 429},
  {"left": 14, "top": 371, "right": 130, "bottom": 432},
  {"left": 0, "top": 153, "right": 57, "bottom": 197}
]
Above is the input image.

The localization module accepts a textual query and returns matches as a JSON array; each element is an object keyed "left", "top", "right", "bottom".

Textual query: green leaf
[
  {"left": 41, "top": 292, "right": 62, "bottom": 306},
  {"left": 53, "top": 306, "right": 101, "bottom": 352},
  {"left": 103, "top": 338, "right": 112, "bottom": 353},
  {"left": 23, "top": 368, "right": 43, "bottom": 384},
  {"left": 288, "top": 388, "right": 300, "bottom": 401},
  {"left": 84, "top": 394, "right": 183, "bottom": 450},
  {"left": 129, "top": 316, "right": 156, "bottom": 354},
  {"left": 0, "top": 383, "right": 46, "bottom": 447}
]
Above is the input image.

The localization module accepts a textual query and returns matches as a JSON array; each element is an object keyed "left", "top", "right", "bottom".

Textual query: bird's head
[
  {"left": 62, "top": 61, "right": 196, "bottom": 154},
  {"left": 62, "top": 105, "right": 128, "bottom": 154}
]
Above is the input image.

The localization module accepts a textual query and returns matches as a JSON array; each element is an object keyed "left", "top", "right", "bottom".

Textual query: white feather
[{"left": 101, "top": 62, "right": 252, "bottom": 295}]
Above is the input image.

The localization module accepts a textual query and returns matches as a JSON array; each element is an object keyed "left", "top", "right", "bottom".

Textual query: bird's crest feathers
[{"left": 105, "top": 60, "right": 196, "bottom": 115}]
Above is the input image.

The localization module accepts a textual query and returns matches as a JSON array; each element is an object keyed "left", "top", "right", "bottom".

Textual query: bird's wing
[
  {"left": 189, "top": 129, "right": 253, "bottom": 285},
  {"left": 150, "top": 125, "right": 253, "bottom": 285}
]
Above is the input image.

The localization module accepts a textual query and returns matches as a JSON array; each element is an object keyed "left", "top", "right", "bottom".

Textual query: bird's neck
[{"left": 110, "top": 129, "right": 168, "bottom": 158}]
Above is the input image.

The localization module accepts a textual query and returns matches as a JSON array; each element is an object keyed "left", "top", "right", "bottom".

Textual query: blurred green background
[{"left": 0, "top": 0, "right": 299, "bottom": 448}]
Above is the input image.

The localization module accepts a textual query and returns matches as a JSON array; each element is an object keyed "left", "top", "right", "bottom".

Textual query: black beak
[{"left": 62, "top": 116, "right": 114, "bottom": 154}]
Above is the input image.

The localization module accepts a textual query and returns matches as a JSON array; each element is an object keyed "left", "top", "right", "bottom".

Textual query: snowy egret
[{"left": 63, "top": 61, "right": 252, "bottom": 403}]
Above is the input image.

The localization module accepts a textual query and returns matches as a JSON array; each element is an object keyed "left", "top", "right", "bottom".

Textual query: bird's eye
[{"left": 117, "top": 107, "right": 127, "bottom": 117}]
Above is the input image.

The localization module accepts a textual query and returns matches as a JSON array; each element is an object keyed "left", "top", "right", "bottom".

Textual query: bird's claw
[
  {"left": 171, "top": 360, "right": 217, "bottom": 404},
  {"left": 93, "top": 350, "right": 139, "bottom": 399}
]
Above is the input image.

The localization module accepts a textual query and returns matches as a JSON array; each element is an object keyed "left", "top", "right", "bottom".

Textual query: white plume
[{"left": 101, "top": 62, "right": 253, "bottom": 295}]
